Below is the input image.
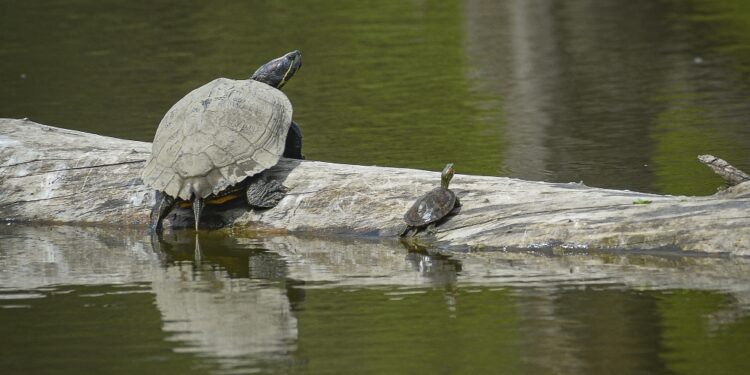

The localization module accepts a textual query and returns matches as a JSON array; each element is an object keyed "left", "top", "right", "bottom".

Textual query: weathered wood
[
  {"left": 698, "top": 154, "right": 750, "bottom": 187},
  {"left": 1, "top": 118, "right": 749, "bottom": 255}
]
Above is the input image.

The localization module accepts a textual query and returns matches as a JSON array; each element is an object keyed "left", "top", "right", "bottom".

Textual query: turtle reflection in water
[
  {"left": 142, "top": 50, "right": 303, "bottom": 233},
  {"left": 400, "top": 163, "right": 461, "bottom": 236}
]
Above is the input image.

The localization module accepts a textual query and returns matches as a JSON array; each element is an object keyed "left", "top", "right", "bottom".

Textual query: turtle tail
[{"left": 192, "top": 196, "right": 205, "bottom": 231}]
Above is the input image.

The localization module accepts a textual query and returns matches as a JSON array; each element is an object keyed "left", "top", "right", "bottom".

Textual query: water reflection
[
  {"left": 150, "top": 233, "right": 298, "bottom": 374},
  {"left": 2, "top": 225, "right": 750, "bottom": 373},
  {"left": 464, "top": 0, "right": 750, "bottom": 195}
]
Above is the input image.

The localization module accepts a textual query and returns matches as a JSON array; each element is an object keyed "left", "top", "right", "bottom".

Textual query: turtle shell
[
  {"left": 141, "top": 78, "right": 292, "bottom": 200},
  {"left": 404, "top": 187, "right": 457, "bottom": 227}
]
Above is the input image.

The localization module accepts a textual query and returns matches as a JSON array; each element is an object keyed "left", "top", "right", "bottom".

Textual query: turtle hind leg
[
  {"left": 192, "top": 196, "right": 205, "bottom": 231},
  {"left": 246, "top": 174, "right": 288, "bottom": 208},
  {"left": 399, "top": 226, "right": 421, "bottom": 237},
  {"left": 399, "top": 226, "right": 412, "bottom": 237},
  {"left": 426, "top": 224, "right": 438, "bottom": 235},
  {"left": 150, "top": 191, "right": 176, "bottom": 233}
]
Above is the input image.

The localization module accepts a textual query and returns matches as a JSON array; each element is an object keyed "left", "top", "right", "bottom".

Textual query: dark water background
[
  {"left": 2, "top": 0, "right": 750, "bottom": 195},
  {"left": 2, "top": 0, "right": 750, "bottom": 374}
]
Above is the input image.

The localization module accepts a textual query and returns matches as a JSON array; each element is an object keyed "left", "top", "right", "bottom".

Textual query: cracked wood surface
[
  {"left": 698, "top": 154, "right": 750, "bottom": 187},
  {"left": 1, "top": 118, "right": 749, "bottom": 255}
]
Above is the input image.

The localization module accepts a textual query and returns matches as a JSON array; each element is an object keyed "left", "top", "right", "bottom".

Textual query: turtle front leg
[
  {"left": 451, "top": 196, "right": 462, "bottom": 215},
  {"left": 282, "top": 121, "right": 304, "bottom": 160},
  {"left": 245, "top": 174, "right": 288, "bottom": 209},
  {"left": 150, "top": 191, "right": 176, "bottom": 233},
  {"left": 426, "top": 224, "right": 438, "bottom": 235}
]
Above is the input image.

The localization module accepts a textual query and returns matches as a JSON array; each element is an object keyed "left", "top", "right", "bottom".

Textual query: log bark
[
  {"left": 698, "top": 154, "right": 750, "bottom": 187},
  {"left": 1, "top": 118, "right": 749, "bottom": 255}
]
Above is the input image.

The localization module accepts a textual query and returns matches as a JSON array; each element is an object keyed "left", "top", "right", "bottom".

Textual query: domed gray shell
[{"left": 141, "top": 78, "right": 292, "bottom": 200}]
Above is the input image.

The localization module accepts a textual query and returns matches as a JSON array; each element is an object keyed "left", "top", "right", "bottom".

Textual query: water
[
  {"left": 2, "top": 225, "right": 750, "bottom": 374},
  {"left": 2, "top": 0, "right": 750, "bottom": 373},
  {"left": 2, "top": 0, "right": 750, "bottom": 195}
]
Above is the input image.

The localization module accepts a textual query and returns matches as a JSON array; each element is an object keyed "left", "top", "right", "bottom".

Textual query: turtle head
[
  {"left": 441, "top": 163, "right": 455, "bottom": 188},
  {"left": 250, "top": 50, "right": 302, "bottom": 89}
]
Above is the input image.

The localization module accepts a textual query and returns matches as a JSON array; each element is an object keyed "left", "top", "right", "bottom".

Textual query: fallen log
[{"left": 1, "top": 118, "right": 749, "bottom": 255}]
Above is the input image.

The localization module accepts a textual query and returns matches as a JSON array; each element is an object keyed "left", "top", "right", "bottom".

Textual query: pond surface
[
  {"left": 2, "top": 0, "right": 750, "bottom": 195},
  {"left": 2, "top": 225, "right": 750, "bottom": 374},
  {"left": 2, "top": 0, "right": 750, "bottom": 373}
]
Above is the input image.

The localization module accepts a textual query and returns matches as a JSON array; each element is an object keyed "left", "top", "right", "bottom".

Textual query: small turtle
[
  {"left": 142, "top": 50, "right": 303, "bottom": 232},
  {"left": 400, "top": 163, "right": 461, "bottom": 236}
]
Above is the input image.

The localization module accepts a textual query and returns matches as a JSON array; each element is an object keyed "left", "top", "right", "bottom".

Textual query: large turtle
[
  {"left": 400, "top": 163, "right": 461, "bottom": 236},
  {"left": 142, "top": 50, "right": 303, "bottom": 232},
  {"left": 251, "top": 51, "right": 304, "bottom": 160}
]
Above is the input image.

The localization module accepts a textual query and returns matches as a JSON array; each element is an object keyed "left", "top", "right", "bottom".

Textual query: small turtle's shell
[
  {"left": 404, "top": 187, "right": 457, "bottom": 227},
  {"left": 141, "top": 79, "right": 292, "bottom": 200}
]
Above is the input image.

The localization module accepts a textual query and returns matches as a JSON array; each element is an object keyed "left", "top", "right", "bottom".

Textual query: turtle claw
[
  {"left": 426, "top": 224, "right": 438, "bottom": 235},
  {"left": 399, "top": 226, "right": 412, "bottom": 237}
]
